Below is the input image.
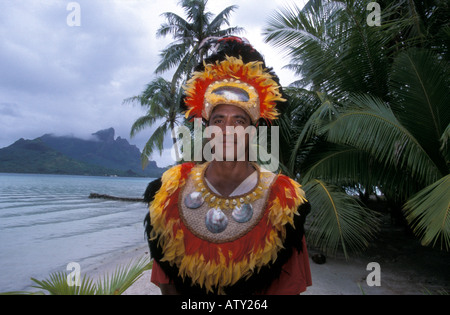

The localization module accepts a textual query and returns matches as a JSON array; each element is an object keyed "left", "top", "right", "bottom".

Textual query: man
[{"left": 144, "top": 37, "right": 311, "bottom": 295}]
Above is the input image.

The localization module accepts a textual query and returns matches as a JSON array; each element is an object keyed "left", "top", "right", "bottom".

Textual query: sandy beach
[{"left": 86, "top": 225, "right": 449, "bottom": 295}]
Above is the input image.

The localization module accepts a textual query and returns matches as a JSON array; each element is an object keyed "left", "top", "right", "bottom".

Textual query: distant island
[{"left": 0, "top": 127, "right": 166, "bottom": 177}]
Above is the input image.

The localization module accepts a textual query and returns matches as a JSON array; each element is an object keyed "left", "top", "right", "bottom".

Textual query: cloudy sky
[{"left": 0, "top": 0, "right": 306, "bottom": 167}]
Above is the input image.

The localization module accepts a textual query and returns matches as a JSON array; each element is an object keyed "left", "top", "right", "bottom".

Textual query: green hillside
[{"left": 0, "top": 129, "right": 166, "bottom": 177}]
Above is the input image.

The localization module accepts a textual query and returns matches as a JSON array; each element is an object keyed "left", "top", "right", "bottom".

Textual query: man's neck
[{"left": 205, "top": 161, "right": 255, "bottom": 197}]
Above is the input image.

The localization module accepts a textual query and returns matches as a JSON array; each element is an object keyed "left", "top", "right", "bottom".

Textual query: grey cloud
[
  {"left": 0, "top": 0, "right": 298, "bottom": 167},
  {"left": 0, "top": 103, "right": 22, "bottom": 118}
]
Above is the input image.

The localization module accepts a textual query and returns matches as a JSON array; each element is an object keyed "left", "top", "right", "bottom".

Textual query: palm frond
[
  {"left": 404, "top": 174, "right": 450, "bottom": 250},
  {"left": 322, "top": 94, "right": 442, "bottom": 186},
  {"left": 130, "top": 115, "right": 158, "bottom": 139},
  {"left": 25, "top": 255, "right": 151, "bottom": 295},
  {"left": 389, "top": 48, "right": 450, "bottom": 169},
  {"left": 157, "top": 12, "right": 191, "bottom": 39},
  {"left": 276, "top": 87, "right": 322, "bottom": 173},
  {"left": 264, "top": 0, "right": 337, "bottom": 50},
  {"left": 303, "top": 179, "right": 379, "bottom": 258},
  {"left": 169, "top": 42, "right": 201, "bottom": 85},
  {"left": 207, "top": 5, "right": 239, "bottom": 31},
  {"left": 140, "top": 123, "right": 170, "bottom": 168},
  {"left": 95, "top": 255, "right": 151, "bottom": 295},
  {"left": 338, "top": 2, "right": 392, "bottom": 98},
  {"left": 181, "top": 0, "right": 208, "bottom": 24},
  {"left": 302, "top": 145, "right": 367, "bottom": 184},
  {"left": 155, "top": 42, "right": 191, "bottom": 75},
  {"left": 264, "top": 2, "right": 346, "bottom": 94},
  {"left": 265, "top": 0, "right": 404, "bottom": 98},
  {"left": 287, "top": 91, "right": 338, "bottom": 173},
  {"left": 31, "top": 273, "right": 96, "bottom": 295},
  {"left": 302, "top": 141, "right": 422, "bottom": 201},
  {"left": 124, "top": 77, "right": 174, "bottom": 109}
]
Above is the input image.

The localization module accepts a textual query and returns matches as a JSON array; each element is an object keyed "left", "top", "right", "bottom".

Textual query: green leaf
[
  {"left": 322, "top": 94, "right": 442, "bottom": 186},
  {"left": 95, "top": 255, "right": 151, "bottom": 295},
  {"left": 140, "top": 123, "right": 169, "bottom": 168},
  {"left": 31, "top": 273, "right": 96, "bottom": 295},
  {"left": 13, "top": 255, "right": 152, "bottom": 295},
  {"left": 389, "top": 48, "right": 450, "bottom": 171},
  {"left": 440, "top": 123, "right": 450, "bottom": 163},
  {"left": 404, "top": 174, "right": 450, "bottom": 250},
  {"left": 303, "top": 179, "right": 379, "bottom": 258}
]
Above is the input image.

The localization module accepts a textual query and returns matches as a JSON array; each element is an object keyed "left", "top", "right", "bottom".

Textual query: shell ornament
[
  {"left": 231, "top": 203, "right": 253, "bottom": 223},
  {"left": 184, "top": 192, "right": 204, "bottom": 209},
  {"left": 205, "top": 208, "right": 228, "bottom": 233}
]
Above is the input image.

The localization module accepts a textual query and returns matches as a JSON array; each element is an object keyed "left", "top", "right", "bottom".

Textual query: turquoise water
[{"left": 0, "top": 173, "right": 154, "bottom": 292}]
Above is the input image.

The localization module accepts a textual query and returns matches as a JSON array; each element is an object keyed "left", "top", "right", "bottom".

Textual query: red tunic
[{"left": 151, "top": 236, "right": 312, "bottom": 295}]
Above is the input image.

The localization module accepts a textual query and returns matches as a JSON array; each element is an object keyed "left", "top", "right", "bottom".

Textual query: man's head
[{"left": 182, "top": 36, "right": 285, "bottom": 164}]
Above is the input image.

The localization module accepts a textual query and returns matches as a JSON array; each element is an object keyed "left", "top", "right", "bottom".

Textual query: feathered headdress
[{"left": 183, "top": 41, "right": 286, "bottom": 124}]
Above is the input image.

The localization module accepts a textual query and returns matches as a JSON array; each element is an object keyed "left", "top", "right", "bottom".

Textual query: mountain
[{"left": 0, "top": 128, "right": 166, "bottom": 177}]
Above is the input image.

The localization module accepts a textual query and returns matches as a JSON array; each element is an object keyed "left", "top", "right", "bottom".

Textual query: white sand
[
  {"left": 86, "top": 248, "right": 448, "bottom": 295},
  {"left": 85, "top": 224, "right": 449, "bottom": 295}
]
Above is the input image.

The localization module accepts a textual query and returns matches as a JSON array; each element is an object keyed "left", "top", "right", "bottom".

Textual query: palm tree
[
  {"left": 156, "top": 0, "right": 244, "bottom": 85},
  {"left": 126, "top": 0, "right": 243, "bottom": 167},
  {"left": 277, "top": 87, "right": 381, "bottom": 257},
  {"left": 124, "top": 77, "right": 183, "bottom": 167},
  {"left": 264, "top": 0, "right": 449, "bottom": 255}
]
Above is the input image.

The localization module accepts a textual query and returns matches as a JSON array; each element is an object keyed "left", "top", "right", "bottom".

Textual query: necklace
[
  {"left": 183, "top": 162, "right": 268, "bottom": 234},
  {"left": 199, "top": 162, "right": 264, "bottom": 209}
]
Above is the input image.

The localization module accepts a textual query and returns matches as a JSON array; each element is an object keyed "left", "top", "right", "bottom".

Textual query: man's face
[{"left": 207, "top": 104, "right": 254, "bottom": 161}]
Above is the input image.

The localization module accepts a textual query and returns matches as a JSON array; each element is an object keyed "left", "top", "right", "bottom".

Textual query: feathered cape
[{"left": 145, "top": 162, "right": 310, "bottom": 295}]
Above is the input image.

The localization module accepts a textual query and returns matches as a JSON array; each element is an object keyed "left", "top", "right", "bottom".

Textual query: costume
[{"left": 144, "top": 36, "right": 312, "bottom": 294}]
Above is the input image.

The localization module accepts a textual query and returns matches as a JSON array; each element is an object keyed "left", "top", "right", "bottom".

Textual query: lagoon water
[{"left": 0, "top": 173, "right": 154, "bottom": 292}]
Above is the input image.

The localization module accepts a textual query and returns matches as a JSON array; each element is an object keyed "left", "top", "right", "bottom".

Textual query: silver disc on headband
[
  {"left": 205, "top": 208, "right": 228, "bottom": 233},
  {"left": 184, "top": 191, "right": 204, "bottom": 209},
  {"left": 231, "top": 203, "right": 253, "bottom": 223}
]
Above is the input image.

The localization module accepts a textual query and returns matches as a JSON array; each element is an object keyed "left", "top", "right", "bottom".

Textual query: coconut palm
[
  {"left": 124, "top": 77, "right": 183, "bottom": 167},
  {"left": 156, "top": 0, "right": 243, "bottom": 84},
  {"left": 277, "top": 87, "right": 381, "bottom": 257},
  {"left": 126, "top": 0, "right": 243, "bottom": 166},
  {"left": 265, "top": 0, "right": 449, "bottom": 96},
  {"left": 265, "top": 0, "right": 449, "bottom": 254}
]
